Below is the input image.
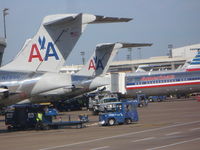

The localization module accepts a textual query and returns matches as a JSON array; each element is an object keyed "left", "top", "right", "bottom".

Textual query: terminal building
[
  {"left": 61, "top": 43, "right": 200, "bottom": 73},
  {"left": 108, "top": 43, "right": 200, "bottom": 73}
]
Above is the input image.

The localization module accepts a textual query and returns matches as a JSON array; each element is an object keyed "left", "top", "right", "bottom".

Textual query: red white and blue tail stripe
[{"left": 186, "top": 51, "right": 200, "bottom": 72}]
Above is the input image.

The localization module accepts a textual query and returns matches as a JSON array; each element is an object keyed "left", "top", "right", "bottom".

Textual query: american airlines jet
[
  {"left": 25, "top": 42, "right": 152, "bottom": 104},
  {"left": 125, "top": 50, "right": 200, "bottom": 97},
  {"left": 0, "top": 13, "right": 132, "bottom": 106}
]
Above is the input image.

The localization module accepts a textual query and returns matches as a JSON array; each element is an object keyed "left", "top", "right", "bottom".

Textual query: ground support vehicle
[
  {"left": 5, "top": 104, "right": 88, "bottom": 130},
  {"left": 92, "top": 97, "right": 119, "bottom": 115},
  {"left": 99, "top": 101, "right": 139, "bottom": 126}
]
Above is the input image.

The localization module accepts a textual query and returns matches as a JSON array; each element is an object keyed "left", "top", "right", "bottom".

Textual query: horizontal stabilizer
[
  {"left": 96, "top": 42, "right": 152, "bottom": 50},
  {"left": 120, "top": 43, "right": 152, "bottom": 48},
  {"left": 91, "top": 15, "right": 132, "bottom": 24},
  {"left": 43, "top": 13, "right": 132, "bottom": 27}
]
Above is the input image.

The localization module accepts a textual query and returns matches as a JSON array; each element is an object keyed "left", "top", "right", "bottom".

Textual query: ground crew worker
[
  {"left": 35, "top": 111, "right": 44, "bottom": 130},
  {"left": 36, "top": 112, "right": 43, "bottom": 122}
]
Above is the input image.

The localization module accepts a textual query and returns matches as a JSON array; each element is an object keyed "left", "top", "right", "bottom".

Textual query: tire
[
  {"left": 43, "top": 125, "right": 50, "bottom": 130},
  {"left": 138, "top": 103, "right": 143, "bottom": 107},
  {"left": 125, "top": 118, "right": 132, "bottom": 124},
  {"left": 76, "top": 124, "right": 83, "bottom": 129},
  {"left": 35, "top": 122, "right": 43, "bottom": 130},
  {"left": 149, "top": 98, "right": 153, "bottom": 102},
  {"left": 108, "top": 118, "right": 115, "bottom": 126}
]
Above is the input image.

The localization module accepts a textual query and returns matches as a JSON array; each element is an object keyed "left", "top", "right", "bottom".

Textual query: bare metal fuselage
[
  {"left": 126, "top": 70, "right": 200, "bottom": 97},
  {"left": 28, "top": 75, "right": 108, "bottom": 104},
  {"left": 0, "top": 70, "right": 43, "bottom": 105},
  {"left": 0, "top": 70, "right": 73, "bottom": 106}
]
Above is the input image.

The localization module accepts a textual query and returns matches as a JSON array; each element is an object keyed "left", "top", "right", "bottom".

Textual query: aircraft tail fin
[
  {"left": 76, "top": 42, "right": 152, "bottom": 77},
  {"left": 2, "top": 13, "right": 132, "bottom": 72},
  {"left": 186, "top": 48, "right": 200, "bottom": 72}
]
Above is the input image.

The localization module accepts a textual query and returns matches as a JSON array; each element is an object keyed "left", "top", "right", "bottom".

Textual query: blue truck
[{"left": 99, "top": 101, "right": 139, "bottom": 126}]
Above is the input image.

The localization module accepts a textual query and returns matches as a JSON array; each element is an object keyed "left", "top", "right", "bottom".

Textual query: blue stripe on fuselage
[{"left": 126, "top": 71, "right": 200, "bottom": 85}]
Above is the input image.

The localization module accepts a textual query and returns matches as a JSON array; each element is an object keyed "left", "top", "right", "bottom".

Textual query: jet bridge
[{"left": 110, "top": 72, "right": 126, "bottom": 94}]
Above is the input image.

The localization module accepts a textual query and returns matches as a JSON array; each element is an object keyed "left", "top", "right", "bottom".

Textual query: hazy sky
[{"left": 0, "top": 0, "right": 200, "bottom": 65}]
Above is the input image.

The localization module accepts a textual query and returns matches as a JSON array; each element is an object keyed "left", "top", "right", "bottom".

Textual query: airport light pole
[
  {"left": 3, "top": 8, "right": 9, "bottom": 39},
  {"left": 80, "top": 51, "right": 85, "bottom": 65}
]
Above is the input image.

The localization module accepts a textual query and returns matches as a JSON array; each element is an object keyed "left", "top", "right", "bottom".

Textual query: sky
[{"left": 0, "top": 0, "right": 200, "bottom": 65}]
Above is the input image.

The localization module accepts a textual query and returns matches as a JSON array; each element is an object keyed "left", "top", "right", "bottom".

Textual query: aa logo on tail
[
  {"left": 88, "top": 56, "right": 104, "bottom": 70},
  {"left": 28, "top": 36, "right": 59, "bottom": 62}
]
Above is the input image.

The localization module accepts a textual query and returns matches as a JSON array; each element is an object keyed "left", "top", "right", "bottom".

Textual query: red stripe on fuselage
[
  {"left": 187, "top": 68, "right": 200, "bottom": 72},
  {"left": 126, "top": 81, "right": 200, "bottom": 90}
]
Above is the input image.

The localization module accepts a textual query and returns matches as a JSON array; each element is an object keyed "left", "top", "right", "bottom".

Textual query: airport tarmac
[{"left": 0, "top": 99, "right": 200, "bottom": 150}]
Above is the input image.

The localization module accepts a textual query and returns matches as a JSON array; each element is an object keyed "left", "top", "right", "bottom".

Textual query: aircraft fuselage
[
  {"left": 28, "top": 75, "right": 107, "bottom": 104},
  {"left": 0, "top": 70, "right": 73, "bottom": 106},
  {"left": 126, "top": 70, "right": 200, "bottom": 97}
]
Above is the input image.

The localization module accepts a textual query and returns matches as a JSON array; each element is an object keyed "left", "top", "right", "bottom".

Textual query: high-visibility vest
[{"left": 36, "top": 113, "right": 43, "bottom": 122}]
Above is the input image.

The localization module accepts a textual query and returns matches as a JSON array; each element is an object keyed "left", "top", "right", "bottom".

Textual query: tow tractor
[
  {"left": 5, "top": 104, "right": 88, "bottom": 130},
  {"left": 99, "top": 101, "right": 139, "bottom": 126}
]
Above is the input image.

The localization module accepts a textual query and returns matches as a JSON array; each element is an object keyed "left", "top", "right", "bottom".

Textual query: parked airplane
[
  {"left": 0, "top": 13, "right": 132, "bottom": 106},
  {"left": 125, "top": 49, "right": 200, "bottom": 97},
  {"left": 23, "top": 42, "right": 152, "bottom": 104}
]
